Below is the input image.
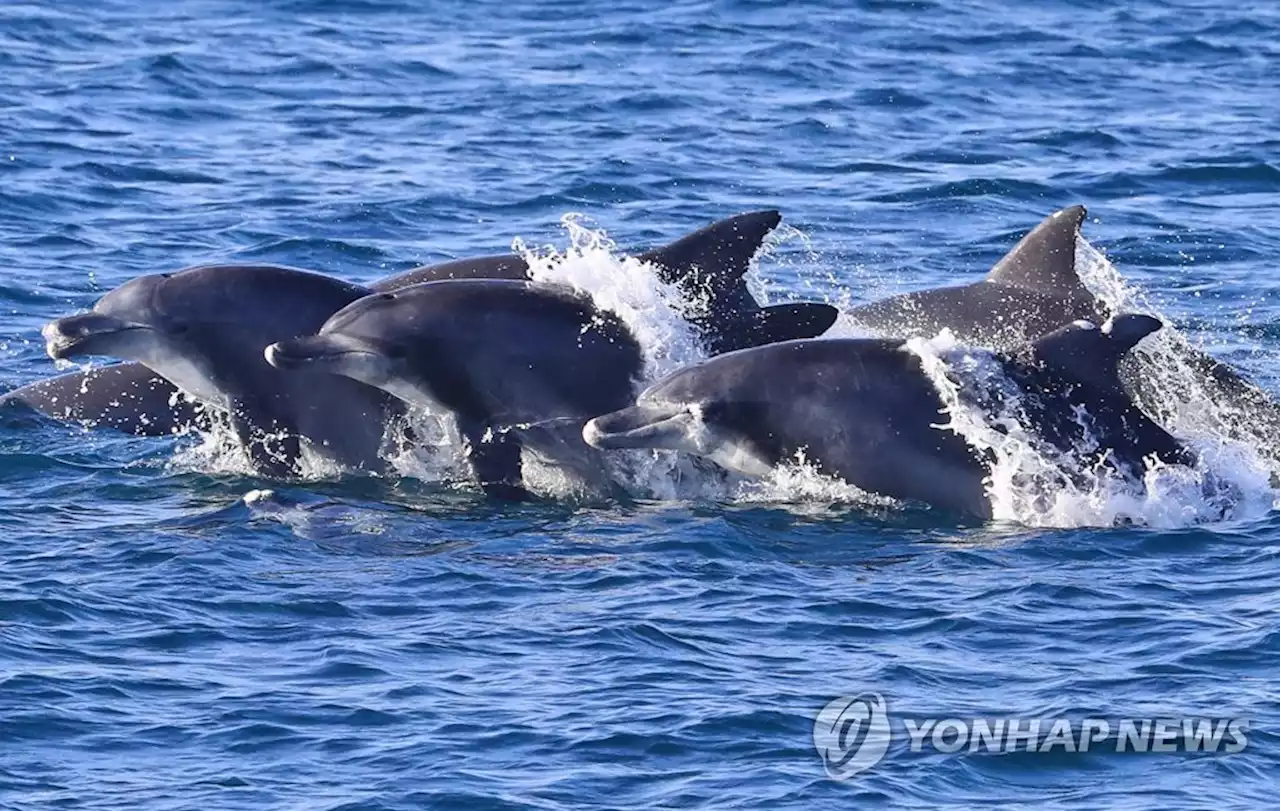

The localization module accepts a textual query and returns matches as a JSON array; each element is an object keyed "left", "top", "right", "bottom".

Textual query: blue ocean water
[{"left": 2, "top": 0, "right": 1279, "bottom": 808}]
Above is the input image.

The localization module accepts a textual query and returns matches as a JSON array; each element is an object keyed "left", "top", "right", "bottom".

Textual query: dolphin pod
[
  {"left": 4, "top": 205, "right": 1275, "bottom": 518},
  {"left": 10, "top": 211, "right": 837, "bottom": 474}
]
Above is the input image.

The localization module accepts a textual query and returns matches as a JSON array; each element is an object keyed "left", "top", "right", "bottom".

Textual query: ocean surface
[{"left": 2, "top": 1, "right": 1279, "bottom": 808}]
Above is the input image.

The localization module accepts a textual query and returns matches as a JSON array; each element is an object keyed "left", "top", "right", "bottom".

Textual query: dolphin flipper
[{"left": 0, "top": 362, "right": 206, "bottom": 436}]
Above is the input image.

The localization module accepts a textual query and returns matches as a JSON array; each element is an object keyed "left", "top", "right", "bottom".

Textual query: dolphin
[
  {"left": 39, "top": 265, "right": 402, "bottom": 475},
  {"left": 265, "top": 279, "right": 644, "bottom": 499},
  {"left": 583, "top": 314, "right": 1187, "bottom": 518},
  {"left": 0, "top": 361, "right": 208, "bottom": 436},
  {"left": 373, "top": 210, "right": 838, "bottom": 353},
  {"left": 844, "top": 205, "right": 1280, "bottom": 462},
  {"left": 846, "top": 205, "right": 1105, "bottom": 345},
  {"left": 6, "top": 211, "right": 838, "bottom": 438}
]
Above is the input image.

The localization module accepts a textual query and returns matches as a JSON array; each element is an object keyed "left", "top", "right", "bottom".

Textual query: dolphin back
[{"left": 1, "top": 362, "right": 206, "bottom": 436}]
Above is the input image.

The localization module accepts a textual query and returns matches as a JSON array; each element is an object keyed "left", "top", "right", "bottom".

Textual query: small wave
[
  {"left": 68, "top": 161, "right": 225, "bottom": 185},
  {"left": 867, "top": 178, "right": 1057, "bottom": 204},
  {"left": 1089, "top": 162, "right": 1280, "bottom": 197},
  {"left": 853, "top": 87, "right": 931, "bottom": 109}
]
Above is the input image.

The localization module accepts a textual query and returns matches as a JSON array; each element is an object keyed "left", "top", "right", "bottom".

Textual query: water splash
[
  {"left": 791, "top": 234, "right": 1275, "bottom": 528},
  {"left": 518, "top": 213, "right": 707, "bottom": 381},
  {"left": 169, "top": 413, "right": 349, "bottom": 481},
  {"left": 906, "top": 330, "right": 1271, "bottom": 528},
  {"left": 735, "top": 449, "right": 901, "bottom": 510}
]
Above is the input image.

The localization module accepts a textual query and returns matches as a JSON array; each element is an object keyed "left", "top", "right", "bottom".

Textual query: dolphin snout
[
  {"left": 264, "top": 335, "right": 386, "bottom": 377},
  {"left": 583, "top": 403, "right": 694, "bottom": 450},
  {"left": 42, "top": 313, "right": 143, "bottom": 360},
  {"left": 264, "top": 337, "right": 327, "bottom": 371}
]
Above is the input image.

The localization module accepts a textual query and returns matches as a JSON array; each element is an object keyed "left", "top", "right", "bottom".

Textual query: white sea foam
[{"left": 906, "top": 330, "right": 1271, "bottom": 528}]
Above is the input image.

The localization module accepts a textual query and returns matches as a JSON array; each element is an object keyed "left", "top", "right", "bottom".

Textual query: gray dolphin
[
  {"left": 583, "top": 314, "right": 1187, "bottom": 518},
  {"left": 373, "top": 210, "right": 838, "bottom": 353},
  {"left": 265, "top": 280, "right": 643, "bottom": 499},
  {"left": 40, "top": 265, "right": 401, "bottom": 475},
  {"left": 847, "top": 205, "right": 1105, "bottom": 344},
  {"left": 845, "top": 205, "right": 1280, "bottom": 461},
  {"left": 0, "top": 361, "right": 208, "bottom": 436},
  {"left": 6, "top": 211, "right": 837, "bottom": 437}
]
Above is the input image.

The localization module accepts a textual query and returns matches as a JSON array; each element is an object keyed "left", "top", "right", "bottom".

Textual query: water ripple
[{"left": 0, "top": 0, "right": 1278, "bottom": 808}]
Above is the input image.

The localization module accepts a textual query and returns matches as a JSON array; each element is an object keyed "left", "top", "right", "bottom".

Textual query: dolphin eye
[
  {"left": 384, "top": 344, "right": 407, "bottom": 360},
  {"left": 169, "top": 322, "right": 190, "bottom": 336}
]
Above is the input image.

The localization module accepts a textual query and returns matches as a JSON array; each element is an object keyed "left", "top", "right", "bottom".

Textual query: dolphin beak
[
  {"left": 583, "top": 403, "right": 695, "bottom": 450},
  {"left": 265, "top": 335, "right": 379, "bottom": 373},
  {"left": 42, "top": 313, "right": 147, "bottom": 360}
]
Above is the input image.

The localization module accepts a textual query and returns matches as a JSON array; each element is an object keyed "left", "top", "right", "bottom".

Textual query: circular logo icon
[{"left": 813, "top": 693, "right": 891, "bottom": 780}]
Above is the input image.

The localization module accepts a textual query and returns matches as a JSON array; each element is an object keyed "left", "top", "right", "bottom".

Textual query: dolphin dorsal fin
[
  {"left": 638, "top": 210, "right": 781, "bottom": 293},
  {"left": 985, "top": 205, "right": 1088, "bottom": 292},
  {"left": 1027, "top": 313, "right": 1162, "bottom": 392}
]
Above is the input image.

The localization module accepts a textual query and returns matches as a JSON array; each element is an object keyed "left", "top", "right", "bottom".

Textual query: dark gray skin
[
  {"left": 0, "top": 361, "right": 208, "bottom": 436},
  {"left": 5, "top": 211, "right": 837, "bottom": 437},
  {"left": 847, "top": 204, "right": 1280, "bottom": 461},
  {"left": 583, "top": 315, "right": 1186, "bottom": 519},
  {"left": 373, "top": 210, "right": 838, "bottom": 354},
  {"left": 848, "top": 205, "right": 1106, "bottom": 344},
  {"left": 266, "top": 280, "right": 644, "bottom": 499},
  {"left": 40, "top": 265, "right": 403, "bottom": 476}
]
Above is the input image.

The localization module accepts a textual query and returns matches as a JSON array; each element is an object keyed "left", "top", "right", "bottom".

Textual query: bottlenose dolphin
[
  {"left": 0, "top": 361, "right": 206, "bottom": 436},
  {"left": 845, "top": 205, "right": 1280, "bottom": 461},
  {"left": 266, "top": 280, "right": 643, "bottom": 499},
  {"left": 583, "top": 315, "right": 1186, "bottom": 518},
  {"left": 40, "top": 265, "right": 401, "bottom": 475},
  {"left": 847, "top": 206, "right": 1105, "bottom": 344},
  {"left": 6, "top": 211, "right": 837, "bottom": 437},
  {"left": 374, "top": 210, "right": 838, "bottom": 353}
]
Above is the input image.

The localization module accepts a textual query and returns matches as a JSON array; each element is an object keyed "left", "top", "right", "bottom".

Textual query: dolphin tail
[{"left": 985, "top": 205, "right": 1089, "bottom": 294}]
